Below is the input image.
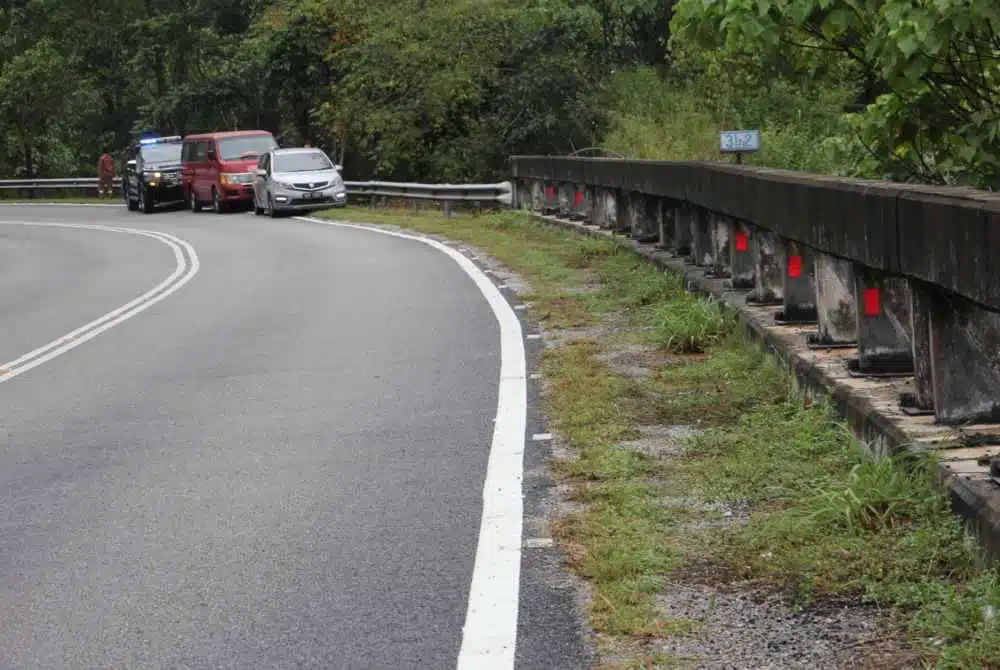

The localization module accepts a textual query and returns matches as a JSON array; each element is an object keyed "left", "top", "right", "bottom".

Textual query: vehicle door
[
  {"left": 194, "top": 140, "right": 212, "bottom": 201},
  {"left": 204, "top": 139, "right": 222, "bottom": 198},
  {"left": 134, "top": 151, "right": 145, "bottom": 195},
  {"left": 124, "top": 147, "right": 137, "bottom": 198}
]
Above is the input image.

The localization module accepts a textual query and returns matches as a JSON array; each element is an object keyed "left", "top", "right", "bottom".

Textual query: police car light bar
[{"left": 139, "top": 135, "right": 182, "bottom": 145}]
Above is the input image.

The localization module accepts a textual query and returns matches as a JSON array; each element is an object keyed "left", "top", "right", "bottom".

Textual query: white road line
[
  {"left": 532, "top": 433, "right": 552, "bottom": 442},
  {"left": 0, "top": 221, "right": 199, "bottom": 383},
  {"left": 297, "top": 216, "right": 527, "bottom": 670}
]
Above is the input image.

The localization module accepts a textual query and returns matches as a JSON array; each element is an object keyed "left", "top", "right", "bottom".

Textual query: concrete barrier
[{"left": 511, "top": 155, "right": 1000, "bottom": 558}]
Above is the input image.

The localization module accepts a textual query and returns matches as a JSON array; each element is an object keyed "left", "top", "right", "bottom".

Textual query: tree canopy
[{"left": 1, "top": 0, "right": 996, "bottom": 187}]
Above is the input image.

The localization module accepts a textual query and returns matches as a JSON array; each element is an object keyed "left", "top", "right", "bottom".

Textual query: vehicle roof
[
  {"left": 183, "top": 130, "right": 274, "bottom": 141},
  {"left": 271, "top": 147, "right": 326, "bottom": 154}
]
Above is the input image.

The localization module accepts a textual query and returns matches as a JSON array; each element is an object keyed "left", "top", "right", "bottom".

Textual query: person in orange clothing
[{"left": 97, "top": 151, "right": 115, "bottom": 197}]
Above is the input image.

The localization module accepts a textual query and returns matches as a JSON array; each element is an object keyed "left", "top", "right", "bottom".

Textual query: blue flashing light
[{"left": 139, "top": 137, "right": 159, "bottom": 145}]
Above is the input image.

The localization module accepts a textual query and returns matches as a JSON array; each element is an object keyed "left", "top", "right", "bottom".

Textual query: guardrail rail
[{"left": 0, "top": 177, "right": 514, "bottom": 207}]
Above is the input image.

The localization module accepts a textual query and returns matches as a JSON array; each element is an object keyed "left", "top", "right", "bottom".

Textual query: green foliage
[{"left": 670, "top": 0, "right": 1000, "bottom": 186}]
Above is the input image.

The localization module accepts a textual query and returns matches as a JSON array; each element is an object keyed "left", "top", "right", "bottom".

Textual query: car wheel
[
  {"left": 139, "top": 186, "right": 154, "bottom": 214},
  {"left": 189, "top": 189, "right": 202, "bottom": 213},
  {"left": 125, "top": 184, "right": 138, "bottom": 211},
  {"left": 213, "top": 187, "right": 226, "bottom": 214}
]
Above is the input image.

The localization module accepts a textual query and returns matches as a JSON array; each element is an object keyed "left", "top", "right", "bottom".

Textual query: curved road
[{"left": 0, "top": 205, "right": 586, "bottom": 669}]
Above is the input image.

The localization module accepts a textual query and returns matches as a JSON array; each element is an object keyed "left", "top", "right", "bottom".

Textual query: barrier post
[
  {"left": 775, "top": 240, "right": 817, "bottom": 324},
  {"left": 728, "top": 220, "right": 754, "bottom": 289},
  {"left": 848, "top": 268, "right": 913, "bottom": 377},
  {"left": 809, "top": 253, "right": 857, "bottom": 347}
]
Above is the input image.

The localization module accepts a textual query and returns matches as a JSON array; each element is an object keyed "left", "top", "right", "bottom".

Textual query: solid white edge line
[
  {"left": 297, "top": 216, "right": 527, "bottom": 670},
  {"left": 0, "top": 222, "right": 200, "bottom": 383}
]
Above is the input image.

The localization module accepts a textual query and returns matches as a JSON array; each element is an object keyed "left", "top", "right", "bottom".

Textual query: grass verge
[{"left": 316, "top": 206, "right": 1000, "bottom": 668}]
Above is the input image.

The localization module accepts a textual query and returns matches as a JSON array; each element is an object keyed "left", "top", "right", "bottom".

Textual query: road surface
[{"left": 0, "top": 204, "right": 588, "bottom": 669}]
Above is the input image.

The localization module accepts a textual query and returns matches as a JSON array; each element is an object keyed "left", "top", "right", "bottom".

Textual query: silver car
[{"left": 252, "top": 147, "right": 347, "bottom": 217}]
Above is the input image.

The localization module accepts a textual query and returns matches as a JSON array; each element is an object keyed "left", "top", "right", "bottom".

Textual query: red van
[{"left": 181, "top": 130, "right": 278, "bottom": 213}]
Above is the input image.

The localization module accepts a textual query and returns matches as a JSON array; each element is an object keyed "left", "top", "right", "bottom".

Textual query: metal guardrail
[
  {"left": 0, "top": 177, "right": 122, "bottom": 190},
  {"left": 0, "top": 177, "right": 514, "bottom": 206},
  {"left": 344, "top": 180, "right": 512, "bottom": 206}
]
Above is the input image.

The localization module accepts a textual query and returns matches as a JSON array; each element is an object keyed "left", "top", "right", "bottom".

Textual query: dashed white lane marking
[
  {"left": 529, "top": 373, "right": 542, "bottom": 380},
  {"left": 524, "top": 538, "right": 554, "bottom": 549},
  {"left": 514, "top": 305, "right": 527, "bottom": 311},
  {"left": 526, "top": 334, "right": 542, "bottom": 340},
  {"left": 532, "top": 433, "right": 552, "bottom": 442},
  {"left": 0, "top": 221, "right": 199, "bottom": 384},
  {"left": 297, "top": 217, "right": 526, "bottom": 670}
]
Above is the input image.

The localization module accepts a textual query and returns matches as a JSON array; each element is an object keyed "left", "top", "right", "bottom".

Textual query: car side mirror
[
  {"left": 256, "top": 168, "right": 267, "bottom": 177},
  {"left": 126, "top": 159, "right": 136, "bottom": 169},
  {"left": 334, "top": 164, "right": 343, "bottom": 173}
]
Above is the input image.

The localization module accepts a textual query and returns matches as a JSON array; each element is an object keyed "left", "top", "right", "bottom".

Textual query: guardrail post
[
  {"left": 810, "top": 253, "right": 857, "bottom": 347},
  {"left": 658, "top": 200, "right": 676, "bottom": 251},
  {"left": 775, "top": 240, "right": 817, "bottom": 324},
  {"left": 904, "top": 282, "right": 935, "bottom": 414},
  {"left": 674, "top": 204, "right": 693, "bottom": 256},
  {"left": 543, "top": 183, "right": 559, "bottom": 214},
  {"left": 597, "top": 188, "right": 618, "bottom": 230},
  {"left": 920, "top": 287, "right": 1000, "bottom": 424},
  {"left": 690, "top": 208, "right": 713, "bottom": 267},
  {"left": 747, "top": 227, "right": 783, "bottom": 305},
  {"left": 516, "top": 180, "right": 532, "bottom": 210},
  {"left": 626, "top": 193, "right": 658, "bottom": 244},
  {"left": 570, "top": 184, "right": 590, "bottom": 221},
  {"left": 707, "top": 214, "right": 731, "bottom": 278},
  {"left": 728, "top": 220, "right": 754, "bottom": 289},
  {"left": 848, "top": 268, "right": 913, "bottom": 376},
  {"left": 558, "top": 183, "right": 574, "bottom": 218},
  {"left": 530, "top": 180, "right": 545, "bottom": 212}
]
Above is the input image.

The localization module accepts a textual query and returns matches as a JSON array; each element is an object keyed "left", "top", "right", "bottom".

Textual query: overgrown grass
[{"left": 317, "top": 205, "right": 1000, "bottom": 668}]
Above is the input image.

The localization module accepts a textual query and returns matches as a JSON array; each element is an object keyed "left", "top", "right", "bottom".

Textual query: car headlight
[
  {"left": 273, "top": 180, "right": 294, "bottom": 189},
  {"left": 220, "top": 172, "right": 249, "bottom": 185}
]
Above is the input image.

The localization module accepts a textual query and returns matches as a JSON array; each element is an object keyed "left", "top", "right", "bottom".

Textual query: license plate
[{"left": 303, "top": 192, "right": 317, "bottom": 199}]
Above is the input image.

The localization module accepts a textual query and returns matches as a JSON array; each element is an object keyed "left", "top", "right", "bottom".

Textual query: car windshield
[
  {"left": 217, "top": 135, "right": 277, "bottom": 161},
  {"left": 140, "top": 143, "right": 182, "bottom": 164},
  {"left": 273, "top": 151, "right": 334, "bottom": 173}
]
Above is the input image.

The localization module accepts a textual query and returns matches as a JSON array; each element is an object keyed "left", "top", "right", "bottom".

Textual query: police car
[{"left": 122, "top": 135, "right": 184, "bottom": 214}]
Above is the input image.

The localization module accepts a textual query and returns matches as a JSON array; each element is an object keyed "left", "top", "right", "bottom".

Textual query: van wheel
[
  {"left": 189, "top": 189, "right": 202, "bottom": 213},
  {"left": 213, "top": 188, "right": 226, "bottom": 214}
]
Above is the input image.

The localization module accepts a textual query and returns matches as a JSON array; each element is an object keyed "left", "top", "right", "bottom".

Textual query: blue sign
[{"left": 720, "top": 130, "right": 760, "bottom": 153}]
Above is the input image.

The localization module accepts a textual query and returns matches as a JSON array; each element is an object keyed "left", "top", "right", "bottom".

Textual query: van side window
[{"left": 195, "top": 141, "right": 209, "bottom": 161}]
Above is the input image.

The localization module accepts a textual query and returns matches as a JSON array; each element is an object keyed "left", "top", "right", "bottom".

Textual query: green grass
[{"left": 318, "top": 205, "right": 1000, "bottom": 668}]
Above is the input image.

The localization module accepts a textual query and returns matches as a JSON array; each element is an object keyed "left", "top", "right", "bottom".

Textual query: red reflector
[
  {"left": 574, "top": 191, "right": 583, "bottom": 205},
  {"left": 545, "top": 186, "right": 555, "bottom": 198},
  {"left": 735, "top": 231, "right": 748, "bottom": 252},
  {"left": 787, "top": 255, "right": 802, "bottom": 278},
  {"left": 863, "top": 287, "right": 880, "bottom": 316}
]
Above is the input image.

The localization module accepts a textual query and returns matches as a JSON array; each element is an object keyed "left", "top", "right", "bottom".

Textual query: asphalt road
[{"left": 0, "top": 204, "right": 586, "bottom": 669}]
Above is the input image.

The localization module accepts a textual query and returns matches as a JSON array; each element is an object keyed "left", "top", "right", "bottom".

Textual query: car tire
[
  {"left": 213, "top": 187, "right": 226, "bottom": 214},
  {"left": 189, "top": 189, "right": 203, "bottom": 213},
  {"left": 139, "top": 186, "right": 154, "bottom": 214},
  {"left": 125, "top": 184, "right": 138, "bottom": 211}
]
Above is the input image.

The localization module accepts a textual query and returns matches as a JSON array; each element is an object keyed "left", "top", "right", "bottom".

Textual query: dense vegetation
[{"left": 1, "top": 0, "right": 998, "bottom": 187}]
